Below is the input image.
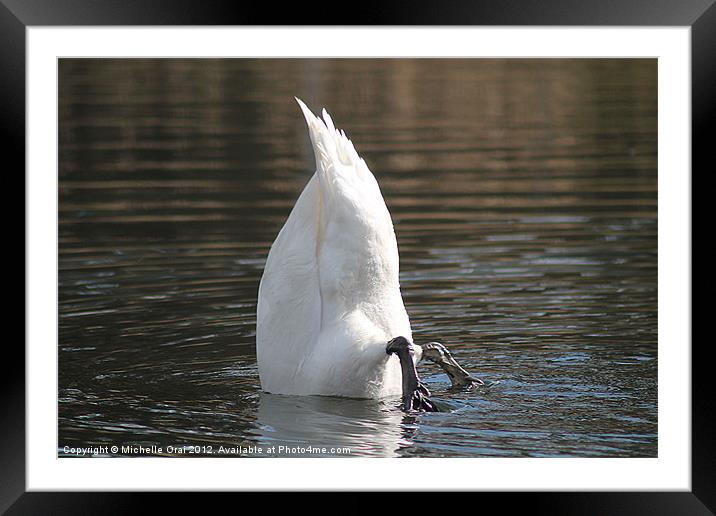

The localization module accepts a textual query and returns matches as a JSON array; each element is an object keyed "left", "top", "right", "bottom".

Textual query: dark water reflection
[{"left": 58, "top": 59, "right": 657, "bottom": 458}]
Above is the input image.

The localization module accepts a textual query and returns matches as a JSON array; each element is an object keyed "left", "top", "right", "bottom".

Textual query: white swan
[
  {"left": 256, "top": 98, "right": 410, "bottom": 399},
  {"left": 256, "top": 99, "right": 481, "bottom": 409}
]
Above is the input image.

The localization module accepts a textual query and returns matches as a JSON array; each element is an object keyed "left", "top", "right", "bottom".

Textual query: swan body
[{"left": 256, "top": 99, "right": 415, "bottom": 398}]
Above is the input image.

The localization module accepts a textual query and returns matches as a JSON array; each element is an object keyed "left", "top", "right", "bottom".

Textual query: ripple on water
[{"left": 58, "top": 58, "right": 657, "bottom": 458}]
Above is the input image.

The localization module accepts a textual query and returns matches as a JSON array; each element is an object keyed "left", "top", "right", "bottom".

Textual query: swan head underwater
[{"left": 256, "top": 98, "right": 481, "bottom": 412}]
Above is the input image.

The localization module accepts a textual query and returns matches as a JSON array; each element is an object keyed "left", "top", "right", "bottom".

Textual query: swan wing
[{"left": 256, "top": 173, "right": 322, "bottom": 394}]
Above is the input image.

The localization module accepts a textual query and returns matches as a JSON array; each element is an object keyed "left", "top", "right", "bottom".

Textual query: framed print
[{"left": 7, "top": 0, "right": 708, "bottom": 513}]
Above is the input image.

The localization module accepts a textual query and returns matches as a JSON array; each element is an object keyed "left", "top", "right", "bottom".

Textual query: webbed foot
[{"left": 421, "top": 342, "right": 484, "bottom": 389}]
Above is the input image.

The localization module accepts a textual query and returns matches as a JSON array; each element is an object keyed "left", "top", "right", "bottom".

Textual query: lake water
[{"left": 58, "top": 59, "right": 657, "bottom": 458}]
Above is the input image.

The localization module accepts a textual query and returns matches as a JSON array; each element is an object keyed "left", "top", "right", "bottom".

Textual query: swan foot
[
  {"left": 409, "top": 381, "right": 438, "bottom": 412},
  {"left": 421, "top": 342, "right": 484, "bottom": 390},
  {"left": 386, "top": 337, "right": 440, "bottom": 412}
]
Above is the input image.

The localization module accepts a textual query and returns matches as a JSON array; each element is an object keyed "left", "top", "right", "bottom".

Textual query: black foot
[
  {"left": 409, "top": 381, "right": 438, "bottom": 412},
  {"left": 387, "top": 337, "right": 440, "bottom": 412}
]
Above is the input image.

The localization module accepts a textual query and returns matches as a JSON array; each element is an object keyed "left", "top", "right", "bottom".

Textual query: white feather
[{"left": 256, "top": 98, "right": 413, "bottom": 398}]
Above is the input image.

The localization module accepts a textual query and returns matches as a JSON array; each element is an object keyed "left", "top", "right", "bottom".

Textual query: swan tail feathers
[{"left": 295, "top": 97, "right": 362, "bottom": 179}]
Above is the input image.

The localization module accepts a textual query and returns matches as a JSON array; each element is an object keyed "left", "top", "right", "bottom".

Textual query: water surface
[{"left": 58, "top": 59, "right": 657, "bottom": 458}]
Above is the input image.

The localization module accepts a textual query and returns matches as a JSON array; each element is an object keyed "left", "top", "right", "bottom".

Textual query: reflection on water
[
  {"left": 58, "top": 59, "right": 657, "bottom": 458},
  {"left": 252, "top": 394, "right": 413, "bottom": 457}
]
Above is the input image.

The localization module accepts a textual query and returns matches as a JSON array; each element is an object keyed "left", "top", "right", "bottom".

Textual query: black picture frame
[{"left": 6, "top": 0, "right": 708, "bottom": 513}]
